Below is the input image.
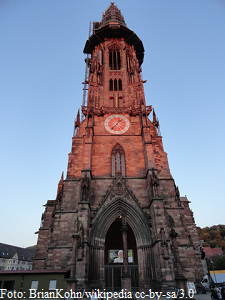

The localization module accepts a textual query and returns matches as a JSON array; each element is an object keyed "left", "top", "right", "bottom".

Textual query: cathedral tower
[{"left": 34, "top": 3, "right": 204, "bottom": 292}]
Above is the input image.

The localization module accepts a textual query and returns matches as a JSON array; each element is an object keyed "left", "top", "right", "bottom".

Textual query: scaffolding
[{"left": 81, "top": 22, "right": 92, "bottom": 122}]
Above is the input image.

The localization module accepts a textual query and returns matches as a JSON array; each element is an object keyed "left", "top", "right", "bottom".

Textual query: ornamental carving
[
  {"left": 150, "top": 169, "right": 159, "bottom": 197},
  {"left": 77, "top": 223, "right": 84, "bottom": 261},
  {"left": 165, "top": 210, "right": 175, "bottom": 228},
  {"left": 81, "top": 173, "right": 89, "bottom": 201},
  {"left": 160, "top": 228, "right": 170, "bottom": 260},
  {"left": 175, "top": 185, "right": 181, "bottom": 207},
  {"left": 108, "top": 39, "right": 121, "bottom": 52},
  {"left": 81, "top": 104, "right": 153, "bottom": 118},
  {"left": 115, "top": 182, "right": 124, "bottom": 195},
  {"left": 74, "top": 216, "right": 80, "bottom": 234}
]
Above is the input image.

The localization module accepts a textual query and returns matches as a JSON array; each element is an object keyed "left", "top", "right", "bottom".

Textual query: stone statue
[
  {"left": 77, "top": 246, "right": 83, "bottom": 261},
  {"left": 151, "top": 169, "right": 159, "bottom": 197},
  {"left": 89, "top": 58, "right": 96, "bottom": 82},
  {"left": 81, "top": 173, "right": 89, "bottom": 201},
  {"left": 77, "top": 223, "right": 84, "bottom": 261},
  {"left": 74, "top": 216, "right": 79, "bottom": 234},
  {"left": 160, "top": 228, "right": 170, "bottom": 260}
]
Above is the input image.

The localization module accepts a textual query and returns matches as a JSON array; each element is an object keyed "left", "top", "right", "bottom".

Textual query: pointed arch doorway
[
  {"left": 104, "top": 217, "right": 139, "bottom": 292},
  {"left": 88, "top": 198, "right": 154, "bottom": 291}
]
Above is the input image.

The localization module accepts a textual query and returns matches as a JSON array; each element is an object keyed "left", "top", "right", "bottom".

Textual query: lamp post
[{"left": 210, "top": 259, "right": 217, "bottom": 286}]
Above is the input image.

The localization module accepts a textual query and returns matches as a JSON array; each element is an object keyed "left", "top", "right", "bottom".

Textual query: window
[
  {"left": 3, "top": 281, "right": 14, "bottom": 291},
  {"left": 109, "top": 79, "right": 122, "bottom": 91},
  {"left": 49, "top": 280, "right": 57, "bottom": 290},
  {"left": 109, "top": 79, "right": 113, "bottom": 91},
  {"left": 114, "top": 79, "right": 117, "bottom": 91},
  {"left": 118, "top": 79, "right": 122, "bottom": 91},
  {"left": 111, "top": 144, "right": 126, "bottom": 177},
  {"left": 31, "top": 281, "right": 38, "bottom": 290},
  {"left": 109, "top": 51, "right": 121, "bottom": 70}
]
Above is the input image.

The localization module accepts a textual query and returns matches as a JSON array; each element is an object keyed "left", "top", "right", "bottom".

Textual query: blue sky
[{"left": 0, "top": 0, "right": 224, "bottom": 248}]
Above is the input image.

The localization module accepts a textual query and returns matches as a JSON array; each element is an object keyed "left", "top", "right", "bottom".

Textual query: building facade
[
  {"left": 0, "top": 243, "right": 34, "bottom": 271},
  {"left": 34, "top": 3, "right": 204, "bottom": 292}
]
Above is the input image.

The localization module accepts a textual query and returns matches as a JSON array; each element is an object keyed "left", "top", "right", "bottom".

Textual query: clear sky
[{"left": 0, "top": 0, "right": 224, "bottom": 248}]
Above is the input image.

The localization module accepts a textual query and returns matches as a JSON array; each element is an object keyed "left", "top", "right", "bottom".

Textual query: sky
[{"left": 0, "top": 0, "right": 224, "bottom": 248}]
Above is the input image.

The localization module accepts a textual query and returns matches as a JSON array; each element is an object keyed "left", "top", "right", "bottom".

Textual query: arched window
[
  {"left": 118, "top": 79, "right": 122, "bottom": 91},
  {"left": 109, "top": 51, "right": 121, "bottom": 70},
  {"left": 111, "top": 144, "right": 126, "bottom": 177},
  {"left": 109, "top": 79, "right": 122, "bottom": 91},
  {"left": 109, "top": 79, "right": 113, "bottom": 91},
  {"left": 114, "top": 79, "right": 117, "bottom": 91}
]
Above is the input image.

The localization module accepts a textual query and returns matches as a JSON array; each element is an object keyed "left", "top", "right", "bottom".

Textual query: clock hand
[
  {"left": 111, "top": 119, "right": 122, "bottom": 130},
  {"left": 111, "top": 122, "right": 118, "bottom": 130}
]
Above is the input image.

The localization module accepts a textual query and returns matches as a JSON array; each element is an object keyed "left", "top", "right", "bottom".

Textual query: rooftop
[{"left": 0, "top": 243, "right": 35, "bottom": 261}]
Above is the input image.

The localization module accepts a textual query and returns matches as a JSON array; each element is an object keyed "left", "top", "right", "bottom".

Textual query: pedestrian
[
  {"left": 211, "top": 285, "right": 219, "bottom": 300},
  {"left": 91, "top": 289, "right": 98, "bottom": 300},
  {"left": 221, "top": 282, "right": 225, "bottom": 300}
]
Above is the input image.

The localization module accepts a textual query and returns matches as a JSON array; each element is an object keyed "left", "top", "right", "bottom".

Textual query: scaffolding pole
[{"left": 81, "top": 22, "right": 92, "bottom": 122}]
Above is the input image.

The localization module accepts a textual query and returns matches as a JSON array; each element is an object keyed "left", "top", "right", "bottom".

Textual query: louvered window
[
  {"left": 109, "top": 51, "right": 121, "bottom": 70},
  {"left": 111, "top": 144, "right": 126, "bottom": 177},
  {"left": 109, "top": 79, "right": 113, "bottom": 91},
  {"left": 109, "top": 79, "right": 122, "bottom": 91},
  {"left": 118, "top": 79, "right": 122, "bottom": 91},
  {"left": 114, "top": 79, "right": 118, "bottom": 91}
]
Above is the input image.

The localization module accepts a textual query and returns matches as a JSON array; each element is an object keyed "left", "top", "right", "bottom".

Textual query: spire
[
  {"left": 84, "top": 4, "right": 144, "bottom": 66},
  {"left": 153, "top": 109, "right": 159, "bottom": 128},
  {"left": 75, "top": 109, "right": 80, "bottom": 128},
  {"left": 100, "top": 2, "right": 127, "bottom": 29},
  {"left": 153, "top": 109, "right": 161, "bottom": 136},
  {"left": 56, "top": 172, "right": 64, "bottom": 198},
  {"left": 73, "top": 109, "right": 80, "bottom": 137}
]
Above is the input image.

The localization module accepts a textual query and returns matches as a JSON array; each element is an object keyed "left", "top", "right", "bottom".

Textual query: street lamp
[{"left": 210, "top": 259, "right": 217, "bottom": 286}]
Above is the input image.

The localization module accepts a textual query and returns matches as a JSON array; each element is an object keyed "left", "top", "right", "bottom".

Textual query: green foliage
[
  {"left": 221, "top": 229, "right": 225, "bottom": 238},
  {"left": 215, "top": 256, "right": 225, "bottom": 270},
  {"left": 203, "top": 242, "right": 210, "bottom": 247}
]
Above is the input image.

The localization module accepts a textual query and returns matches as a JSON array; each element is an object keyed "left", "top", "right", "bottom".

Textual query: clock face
[{"left": 105, "top": 115, "right": 129, "bottom": 134}]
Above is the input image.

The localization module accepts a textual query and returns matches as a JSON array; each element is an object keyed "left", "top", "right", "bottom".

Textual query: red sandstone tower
[{"left": 34, "top": 3, "right": 204, "bottom": 292}]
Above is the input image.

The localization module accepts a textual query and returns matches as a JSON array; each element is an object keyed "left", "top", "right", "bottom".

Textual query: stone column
[
  {"left": 67, "top": 233, "right": 80, "bottom": 291},
  {"left": 121, "top": 213, "right": 131, "bottom": 291}
]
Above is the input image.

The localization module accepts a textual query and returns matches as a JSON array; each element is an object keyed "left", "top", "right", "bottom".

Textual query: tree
[
  {"left": 198, "top": 225, "right": 225, "bottom": 251},
  {"left": 203, "top": 242, "right": 210, "bottom": 247},
  {"left": 202, "top": 233, "right": 212, "bottom": 242},
  {"left": 210, "top": 241, "right": 218, "bottom": 248},
  {"left": 221, "top": 229, "right": 225, "bottom": 238},
  {"left": 215, "top": 256, "right": 225, "bottom": 270},
  {"left": 221, "top": 241, "right": 225, "bottom": 251}
]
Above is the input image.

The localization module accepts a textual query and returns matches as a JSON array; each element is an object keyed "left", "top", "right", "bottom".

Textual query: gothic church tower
[{"left": 34, "top": 3, "right": 204, "bottom": 292}]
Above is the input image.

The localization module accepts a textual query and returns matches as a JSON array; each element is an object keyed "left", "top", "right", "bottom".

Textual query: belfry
[{"left": 34, "top": 3, "right": 204, "bottom": 292}]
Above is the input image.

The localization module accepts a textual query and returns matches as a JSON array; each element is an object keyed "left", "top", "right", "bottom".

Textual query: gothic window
[
  {"left": 109, "top": 79, "right": 113, "bottom": 91},
  {"left": 114, "top": 79, "right": 117, "bottom": 91},
  {"left": 118, "top": 79, "right": 122, "bottom": 91},
  {"left": 112, "top": 155, "right": 115, "bottom": 177},
  {"left": 111, "top": 144, "right": 126, "bottom": 177},
  {"left": 109, "top": 79, "right": 122, "bottom": 91},
  {"left": 109, "top": 51, "right": 121, "bottom": 70}
]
